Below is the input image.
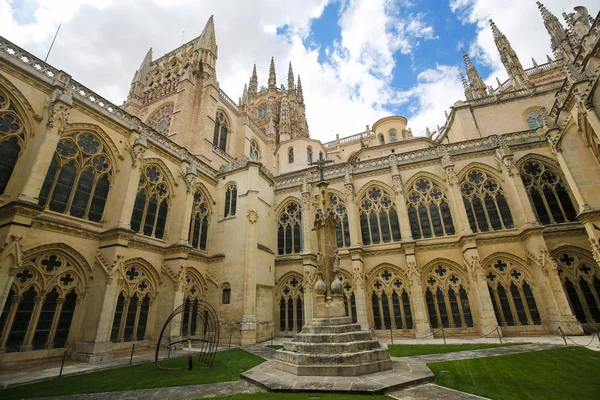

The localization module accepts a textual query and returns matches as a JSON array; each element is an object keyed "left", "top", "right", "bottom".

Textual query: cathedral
[{"left": 0, "top": 3, "right": 599, "bottom": 367}]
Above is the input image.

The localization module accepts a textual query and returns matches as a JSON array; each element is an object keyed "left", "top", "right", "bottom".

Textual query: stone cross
[{"left": 309, "top": 151, "right": 333, "bottom": 182}]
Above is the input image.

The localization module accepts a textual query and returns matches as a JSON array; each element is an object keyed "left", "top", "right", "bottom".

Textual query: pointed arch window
[
  {"left": 288, "top": 148, "right": 294, "bottom": 164},
  {"left": 130, "top": 165, "right": 170, "bottom": 239},
  {"left": 224, "top": 184, "right": 237, "bottom": 217},
  {"left": 461, "top": 169, "right": 514, "bottom": 232},
  {"left": 330, "top": 194, "right": 351, "bottom": 248},
  {"left": 424, "top": 265, "right": 473, "bottom": 329},
  {"left": 407, "top": 178, "right": 455, "bottom": 239},
  {"left": 250, "top": 140, "right": 260, "bottom": 161},
  {"left": 188, "top": 190, "right": 209, "bottom": 250},
  {"left": 555, "top": 251, "right": 600, "bottom": 324},
  {"left": 278, "top": 275, "right": 304, "bottom": 333},
  {"left": 520, "top": 161, "right": 577, "bottom": 225},
  {"left": 370, "top": 269, "right": 413, "bottom": 330},
  {"left": 486, "top": 259, "right": 541, "bottom": 326},
  {"left": 148, "top": 104, "right": 174, "bottom": 136},
  {"left": 212, "top": 111, "right": 228, "bottom": 152},
  {"left": 277, "top": 202, "right": 302, "bottom": 255},
  {"left": 0, "top": 89, "right": 27, "bottom": 196},
  {"left": 526, "top": 111, "right": 543, "bottom": 129},
  {"left": 307, "top": 147, "right": 313, "bottom": 164},
  {"left": 359, "top": 187, "right": 401, "bottom": 245},
  {"left": 337, "top": 274, "right": 357, "bottom": 323},
  {"left": 38, "top": 131, "right": 113, "bottom": 222},
  {"left": 181, "top": 272, "right": 204, "bottom": 337}
]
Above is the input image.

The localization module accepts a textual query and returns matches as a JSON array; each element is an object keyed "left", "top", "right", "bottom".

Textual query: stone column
[
  {"left": 45, "top": 298, "right": 65, "bottom": 348},
  {"left": 21, "top": 294, "right": 45, "bottom": 351},
  {"left": 343, "top": 166, "right": 362, "bottom": 246},
  {"left": 166, "top": 169, "right": 196, "bottom": 245},
  {"left": 169, "top": 286, "right": 185, "bottom": 340},
  {"left": 404, "top": 250, "right": 432, "bottom": 338},
  {"left": 301, "top": 253, "right": 317, "bottom": 323},
  {"left": 389, "top": 155, "right": 413, "bottom": 241},
  {"left": 0, "top": 294, "right": 20, "bottom": 350},
  {"left": 349, "top": 249, "right": 369, "bottom": 330}
]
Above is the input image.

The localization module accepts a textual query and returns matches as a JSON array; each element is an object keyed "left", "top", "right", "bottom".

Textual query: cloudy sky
[{"left": 0, "top": 0, "right": 594, "bottom": 142}]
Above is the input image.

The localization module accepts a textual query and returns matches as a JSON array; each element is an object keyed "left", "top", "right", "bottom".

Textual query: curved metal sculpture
[{"left": 155, "top": 300, "right": 220, "bottom": 370}]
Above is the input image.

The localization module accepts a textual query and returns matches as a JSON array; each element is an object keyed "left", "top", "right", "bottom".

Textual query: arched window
[
  {"left": 486, "top": 258, "right": 541, "bottom": 327},
  {"left": 148, "top": 104, "right": 174, "bottom": 136},
  {"left": 188, "top": 190, "right": 209, "bottom": 250},
  {"left": 526, "top": 111, "right": 543, "bottom": 129},
  {"left": 406, "top": 178, "right": 455, "bottom": 239},
  {"left": 359, "top": 187, "right": 401, "bottom": 245},
  {"left": 1, "top": 250, "right": 85, "bottom": 352},
  {"left": 389, "top": 130, "right": 397, "bottom": 142},
  {"left": 378, "top": 135, "right": 385, "bottom": 145},
  {"left": 307, "top": 147, "right": 313, "bottom": 164},
  {"left": 38, "top": 131, "right": 113, "bottom": 222},
  {"left": 250, "top": 140, "right": 260, "bottom": 161},
  {"left": 520, "top": 161, "right": 577, "bottom": 225},
  {"left": 212, "top": 111, "right": 228, "bottom": 152},
  {"left": 0, "top": 89, "right": 27, "bottom": 196},
  {"left": 278, "top": 275, "right": 303, "bottom": 333},
  {"left": 277, "top": 201, "right": 302, "bottom": 255},
  {"left": 224, "top": 184, "right": 237, "bottom": 217},
  {"left": 181, "top": 270, "right": 205, "bottom": 337},
  {"left": 130, "top": 165, "right": 170, "bottom": 239},
  {"left": 370, "top": 269, "right": 413, "bottom": 330},
  {"left": 337, "top": 274, "right": 357, "bottom": 323},
  {"left": 288, "top": 147, "right": 294, "bottom": 164},
  {"left": 423, "top": 264, "right": 473, "bottom": 329},
  {"left": 258, "top": 104, "right": 268, "bottom": 120},
  {"left": 461, "top": 169, "right": 514, "bottom": 232},
  {"left": 330, "top": 193, "right": 351, "bottom": 248},
  {"left": 221, "top": 283, "right": 231, "bottom": 304},
  {"left": 110, "top": 261, "right": 155, "bottom": 343},
  {"left": 555, "top": 251, "right": 600, "bottom": 324}
]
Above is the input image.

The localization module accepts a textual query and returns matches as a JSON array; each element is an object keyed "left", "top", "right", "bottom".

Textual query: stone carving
[
  {"left": 0, "top": 234, "right": 23, "bottom": 270},
  {"left": 406, "top": 260, "right": 419, "bottom": 279},
  {"left": 247, "top": 209, "right": 259, "bottom": 224},
  {"left": 392, "top": 175, "right": 404, "bottom": 195},
  {"left": 129, "top": 133, "right": 148, "bottom": 168},
  {"left": 46, "top": 88, "right": 72, "bottom": 134}
]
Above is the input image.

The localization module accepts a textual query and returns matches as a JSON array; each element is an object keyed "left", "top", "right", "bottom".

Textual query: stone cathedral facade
[{"left": 1, "top": 4, "right": 600, "bottom": 366}]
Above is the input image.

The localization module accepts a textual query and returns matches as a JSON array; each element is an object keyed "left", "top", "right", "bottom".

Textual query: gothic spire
[
  {"left": 242, "top": 83, "right": 248, "bottom": 105},
  {"left": 288, "top": 62, "right": 295, "bottom": 91},
  {"left": 268, "top": 57, "right": 276, "bottom": 89},
  {"left": 460, "top": 72, "right": 472, "bottom": 100},
  {"left": 132, "top": 47, "right": 152, "bottom": 83},
  {"left": 248, "top": 64, "right": 258, "bottom": 96},
  {"left": 198, "top": 15, "right": 217, "bottom": 56},
  {"left": 536, "top": 2, "right": 574, "bottom": 60},
  {"left": 489, "top": 19, "right": 531, "bottom": 90},
  {"left": 463, "top": 52, "right": 487, "bottom": 99},
  {"left": 297, "top": 75, "right": 304, "bottom": 104}
]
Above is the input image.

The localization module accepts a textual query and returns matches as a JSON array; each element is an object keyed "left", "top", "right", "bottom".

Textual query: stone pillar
[
  {"left": 301, "top": 253, "right": 317, "bottom": 324},
  {"left": 169, "top": 287, "right": 185, "bottom": 340},
  {"left": 389, "top": 155, "right": 412, "bottom": 240},
  {"left": 349, "top": 249, "right": 369, "bottom": 330},
  {"left": 0, "top": 234, "right": 22, "bottom": 317},
  {"left": 45, "top": 298, "right": 65, "bottom": 348},
  {"left": 166, "top": 170, "right": 195, "bottom": 245},
  {"left": 343, "top": 167, "right": 361, "bottom": 246},
  {"left": 21, "top": 295, "right": 45, "bottom": 351},
  {"left": 505, "top": 169, "right": 538, "bottom": 225},
  {"left": 404, "top": 249, "right": 432, "bottom": 338}
]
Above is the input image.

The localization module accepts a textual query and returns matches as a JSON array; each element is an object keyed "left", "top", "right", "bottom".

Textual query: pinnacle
[
  {"left": 198, "top": 15, "right": 217, "bottom": 54},
  {"left": 489, "top": 19, "right": 502, "bottom": 38}
]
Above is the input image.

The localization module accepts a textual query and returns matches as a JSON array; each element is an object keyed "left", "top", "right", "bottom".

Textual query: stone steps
[
  {"left": 276, "top": 348, "right": 391, "bottom": 365},
  {"left": 293, "top": 330, "right": 373, "bottom": 343},
  {"left": 302, "top": 323, "right": 363, "bottom": 334},
  {"left": 284, "top": 339, "right": 382, "bottom": 354}
]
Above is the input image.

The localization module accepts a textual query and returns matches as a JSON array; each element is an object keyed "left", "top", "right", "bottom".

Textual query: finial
[
  {"left": 496, "top": 77, "right": 502, "bottom": 88},
  {"left": 532, "top": 58, "right": 539, "bottom": 68},
  {"left": 268, "top": 57, "right": 276, "bottom": 89},
  {"left": 288, "top": 61, "right": 294, "bottom": 91},
  {"left": 546, "top": 54, "right": 552, "bottom": 63}
]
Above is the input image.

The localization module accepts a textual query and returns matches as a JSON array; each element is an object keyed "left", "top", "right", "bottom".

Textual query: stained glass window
[
  {"left": 278, "top": 275, "right": 303, "bottom": 332},
  {"left": 555, "top": 251, "right": 600, "bottom": 323},
  {"left": 330, "top": 194, "right": 351, "bottom": 248},
  {"left": 407, "top": 178, "right": 455, "bottom": 239},
  {"left": 0, "top": 90, "right": 26, "bottom": 195},
  {"left": 130, "top": 165, "right": 170, "bottom": 239},
  {"left": 148, "top": 104, "right": 174, "bottom": 136},
  {"left": 423, "top": 265, "right": 473, "bottom": 329},
  {"left": 213, "top": 111, "right": 229, "bottom": 152},
  {"left": 277, "top": 202, "right": 302, "bottom": 255},
  {"left": 359, "top": 187, "right": 401, "bottom": 245},
  {"left": 188, "top": 190, "right": 210, "bottom": 250},
  {"left": 370, "top": 269, "right": 412, "bottom": 330},
  {"left": 224, "top": 184, "right": 237, "bottom": 217},
  {"left": 526, "top": 111, "right": 543, "bottom": 129}
]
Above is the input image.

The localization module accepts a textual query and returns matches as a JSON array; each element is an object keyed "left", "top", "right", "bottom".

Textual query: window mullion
[
  {"left": 479, "top": 193, "right": 493, "bottom": 230},
  {"left": 139, "top": 190, "right": 150, "bottom": 234},
  {"left": 456, "top": 291, "right": 467, "bottom": 327},
  {"left": 444, "top": 290, "right": 455, "bottom": 328},
  {"left": 0, "top": 296, "right": 20, "bottom": 348},
  {"left": 431, "top": 289, "right": 443, "bottom": 328},
  {"left": 118, "top": 297, "right": 129, "bottom": 342},
  {"left": 469, "top": 199, "right": 480, "bottom": 232},
  {"left": 575, "top": 280, "right": 594, "bottom": 323},
  {"left": 132, "top": 301, "right": 142, "bottom": 341},
  {"left": 377, "top": 295, "right": 385, "bottom": 329},
  {"left": 493, "top": 287, "right": 507, "bottom": 326},
  {"left": 65, "top": 167, "right": 83, "bottom": 214},
  {"left": 538, "top": 186, "right": 556, "bottom": 224},
  {"left": 45, "top": 159, "right": 64, "bottom": 208},
  {"left": 46, "top": 298, "right": 65, "bottom": 348},
  {"left": 518, "top": 287, "right": 533, "bottom": 325},
  {"left": 398, "top": 291, "right": 407, "bottom": 330},
  {"left": 417, "top": 204, "right": 424, "bottom": 238},
  {"left": 551, "top": 187, "right": 569, "bottom": 222},
  {"left": 506, "top": 283, "right": 520, "bottom": 326},
  {"left": 493, "top": 196, "right": 506, "bottom": 229},
  {"left": 151, "top": 198, "right": 161, "bottom": 237},
  {"left": 83, "top": 176, "right": 99, "bottom": 219}
]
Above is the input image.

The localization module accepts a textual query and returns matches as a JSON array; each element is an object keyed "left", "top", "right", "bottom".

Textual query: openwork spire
[
  {"left": 536, "top": 2, "right": 575, "bottom": 60},
  {"left": 288, "top": 62, "right": 295, "bottom": 91},
  {"left": 249, "top": 64, "right": 258, "bottom": 96},
  {"left": 268, "top": 57, "right": 276, "bottom": 89},
  {"left": 489, "top": 19, "right": 531, "bottom": 90},
  {"left": 297, "top": 75, "right": 304, "bottom": 104},
  {"left": 463, "top": 52, "right": 487, "bottom": 99}
]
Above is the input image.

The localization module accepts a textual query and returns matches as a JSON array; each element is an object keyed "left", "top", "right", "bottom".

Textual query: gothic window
[
  {"left": 520, "top": 161, "right": 577, "bottom": 225},
  {"left": 180, "top": 271, "right": 205, "bottom": 337},
  {"left": 406, "top": 178, "right": 455, "bottom": 239},
  {"left": 277, "top": 201, "right": 302, "bottom": 255},
  {"left": 250, "top": 140, "right": 260, "bottom": 161},
  {"left": 555, "top": 251, "right": 600, "bottom": 324},
  {"left": 224, "top": 184, "right": 237, "bottom": 217},
  {"left": 307, "top": 147, "right": 313, "bottom": 164},
  {"left": 359, "top": 187, "right": 401, "bottom": 245},
  {"left": 188, "top": 190, "right": 209, "bottom": 250},
  {"left": 424, "top": 264, "right": 473, "bottom": 329},
  {"left": 526, "top": 111, "right": 543, "bottom": 129},
  {"left": 461, "top": 169, "right": 514, "bottom": 232},
  {"left": 258, "top": 104, "right": 268, "bottom": 120},
  {"left": 288, "top": 147, "right": 294, "bottom": 164},
  {"left": 278, "top": 275, "right": 303, "bottom": 333},
  {"left": 338, "top": 274, "right": 357, "bottom": 323},
  {"left": 222, "top": 283, "right": 231, "bottom": 304},
  {"left": 110, "top": 261, "right": 155, "bottom": 343},
  {"left": 212, "top": 111, "right": 228, "bottom": 152},
  {"left": 0, "top": 89, "right": 27, "bottom": 196},
  {"left": 147, "top": 104, "right": 174, "bottom": 136},
  {"left": 1, "top": 250, "right": 85, "bottom": 352},
  {"left": 130, "top": 165, "right": 170, "bottom": 239},
  {"left": 38, "top": 131, "right": 113, "bottom": 222},
  {"left": 486, "top": 258, "right": 541, "bottom": 327},
  {"left": 378, "top": 135, "right": 385, "bottom": 145},
  {"left": 389, "top": 130, "right": 397, "bottom": 142},
  {"left": 330, "top": 194, "right": 351, "bottom": 248},
  {"left": 370, "top": 269, "right": 413, "bottom": 330}
]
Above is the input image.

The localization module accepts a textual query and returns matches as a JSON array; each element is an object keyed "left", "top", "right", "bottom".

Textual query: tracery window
[
  {"left": 370, "top": 269, "right": 413, "bottom": 330},
  {"left": 378, "top": 135, "right": 385, "bottom": 145},
  {"left": 407, "top": 178, "right": 455, "bottom": 239},
  {"left": 486, "top": 258, "right": 541, "bottom": 327},
  {"left": 424, "top": 264, "right": 473, "bottom": 329},
  {"left": 555, "top": 251, "right": 600, "bottom": 324},
  {"left": 288, "top": 148, "right": 294, "bottom": 164},
  {"left": 130, "top": 165, "right": 170, "bottom": 239},
  {"left": 181, "top": 270, "right": 205, "bottom": 337},
  {"left": 337, "top": 274, "right": 357, "bottom": 323},
  {"left": 0, "top": 250, "right": 85, "bottom": 352},
  {"left": 520, "top": 161, "right": 577, "bottom": 225},
  {"left": 526, "top": 111, "right": 543, "bottom": 129},
  {"left": 110, "top": 262, "right": 155, "bottom": 343},
  {"left": 188, "top": 190, "right": 209, "bottom": 250},
  {"left": 277, "top": 202, "right": 302, "bottom": 255},
  {"left": 224, "top": 184, "right": 237, "bottom": 217},
  {"left": 258, "top": 104, "right": 268, "bottom": 120},
  {"left": 0, "top": 89, "right": 26, "bottom": 195},
  {"left": 212, "top": 111, "right": 228, "bottom": 152},
  {"left": 307, "top": 147, "right": 313, "bottom": 164},
  {"left": 222, "top": 283, "right": 231, "bottom": 304},
  {"left": 359, "top": 187, "right": 401, "bottom": 245},
  {"left": 250, "top": 140, "right": 260, "bottom": 161},
  {"left": 330, "top": 194, "right": 351, "bottom": 248},
  {"left": 278, "top": 275, "right": 303, "bottom": 333},
  {"left": 38, "top": 131, "right": 113, "bottom": 222},
  {"left": 389, "top": 130, "right": 397, "bottom": 142},
  {"left": 461, "top": 169, "right": 514, "bottom": 232},
  {"left": 147, "top": 104, "right": 174, "bottom": 136}
]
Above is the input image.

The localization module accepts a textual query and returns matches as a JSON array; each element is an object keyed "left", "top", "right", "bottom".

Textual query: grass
[
  {"left": 0, "top": 348, "right": 264, "bottom": 400},
  {"left": 387, "top": 342, "right": 526, "bottom": 357},
  {"left": 266, "top": 345, "right": 283, "bottom": 350},
  {"left": 204, "top": 393, "right": 392, "bottom": 400},
  {"left": 429, "top": 347, "right": 600, "bottom": 400}
]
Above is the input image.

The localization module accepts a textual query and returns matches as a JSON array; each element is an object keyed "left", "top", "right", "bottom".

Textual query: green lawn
[
  {"left": 429, "top": 347, "right": 600, "bottom": 400},
  {"left": 206, "top": 394, "right": 391, "bottom": 400},
  {"left": 266, "top": 345, "right": 283, "bottom": 350},
  {"left": 388, "top": 342, "right": 525, "bottom": 357},
  {"left": 0, "top": 348, "right": 264, "bottom": 400}
]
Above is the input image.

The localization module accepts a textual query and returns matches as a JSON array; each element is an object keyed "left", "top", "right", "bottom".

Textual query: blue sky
[{"left": 0, "top": 0, "right": 595, "bottom": 141}]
